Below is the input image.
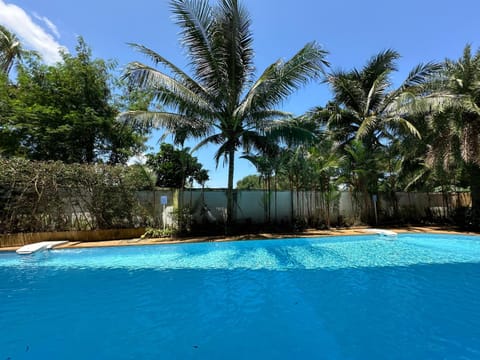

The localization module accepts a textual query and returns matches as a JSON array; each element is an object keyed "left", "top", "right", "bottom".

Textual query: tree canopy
[
  {"left": 0, "top": 36, "right": 146, "bottom": 163},
  {"left": 146, "top": 143, "right": 208, "bottom": 188}
]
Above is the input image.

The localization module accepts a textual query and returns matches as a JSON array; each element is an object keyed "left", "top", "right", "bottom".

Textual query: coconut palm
[
  {"left": 0, "top": 25, "right": 26, "bottom": 75},
  {"left": 324, "top": 50, "right": 440, "bottom": 223},
  {"left": 426, "top": 45, "right": 480, "bottom": 227},
  {"left": 122, "top": 0, "right": 328, "bottom": 227},
  {"left": 326, "top": 49, "right": 441, "bottom": 145}
]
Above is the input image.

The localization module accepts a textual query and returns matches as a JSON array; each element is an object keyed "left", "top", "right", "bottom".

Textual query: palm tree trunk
[
  {"left": 274, "top": 176, "right": 278, "bottom": 224},
  {"left": 326, "top": 189, "right": 331, "bottom": 228},
  {"left": 226, "top": 148, "right": 235, "bottom": 230},
  {"left": 267, "top": 175, "right": 271, "bottom": 223}
]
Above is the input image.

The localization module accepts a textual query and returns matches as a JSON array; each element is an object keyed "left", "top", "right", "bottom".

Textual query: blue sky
[{"left": 1, "top": 0, "right": 479, "bottom": 187}]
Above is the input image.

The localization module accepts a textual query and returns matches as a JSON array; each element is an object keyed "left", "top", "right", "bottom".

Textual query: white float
[
  {"left": 16, "top": 241, "right": 68, "bottom": 255},
  {"left": 364, "top": 228, "right": 398, "bottom": 237}
]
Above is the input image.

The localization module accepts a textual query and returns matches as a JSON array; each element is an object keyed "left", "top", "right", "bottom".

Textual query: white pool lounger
[
  {"left": 16, "top": 241, "right": 68, "bottom": 255},
  {"left": 364, "top": 228, "right": 398, "bottom": 237}
]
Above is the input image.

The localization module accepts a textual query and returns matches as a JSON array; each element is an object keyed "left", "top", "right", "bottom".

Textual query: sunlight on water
[{"left": 1, "top": 234, "right": 480, "bottom": 270}]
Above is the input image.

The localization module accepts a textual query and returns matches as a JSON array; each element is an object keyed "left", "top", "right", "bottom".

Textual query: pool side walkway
[{"left": 1, "top": 226, "right": 478, "bottom": 252}]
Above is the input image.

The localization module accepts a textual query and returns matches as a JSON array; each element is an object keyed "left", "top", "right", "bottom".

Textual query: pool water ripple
[{"left": 1, "top": 233, "right": 480, "bottom": 359}]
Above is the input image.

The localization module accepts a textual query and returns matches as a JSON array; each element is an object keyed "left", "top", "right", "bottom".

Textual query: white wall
[{"left": 137, "top": 189, "right": 472, "bottom": 226}]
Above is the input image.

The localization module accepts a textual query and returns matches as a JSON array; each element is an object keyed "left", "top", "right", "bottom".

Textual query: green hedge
[{"left": 0, "top": 159, "right": 150, "bottom": 233}]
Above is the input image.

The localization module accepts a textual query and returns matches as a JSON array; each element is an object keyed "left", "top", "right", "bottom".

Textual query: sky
[{"left": 1, "top": 0, "right": 479, "bottom": 187}]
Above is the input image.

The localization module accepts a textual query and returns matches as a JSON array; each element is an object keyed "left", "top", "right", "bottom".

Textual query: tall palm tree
[
  {"left": 426, "top": 45, "right": 480, "bottom": 227},
  {"left": 0, "top": 25, "right": 26, "bottom": 75},
  {"left": 122, "top": 0, "right": 328, "bottom": 227}
]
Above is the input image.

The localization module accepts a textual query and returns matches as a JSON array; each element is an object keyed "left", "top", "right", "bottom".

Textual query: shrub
[
  {"left": 0, "top": 158, "right": 149, "bottom": 233},
  {"left": 141, "top": 227, "right": 175, "bottom": 239}
]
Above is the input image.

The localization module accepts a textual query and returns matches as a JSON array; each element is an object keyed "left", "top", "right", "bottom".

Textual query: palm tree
[
  {"left": 326, "top": 49, "right": 440, "bottom": 145},
  {"left": 306, "top": 139, "right": 342, "bottom": 227},
  {"left": 338, "top": 140, "right": 381, "bottom": 223},
  {"left": 324, "top": 50, "right": 440, "bottom": 223},
  {"left": 426, "top": 45, "right": 480, "bottom": 227},
  {"left": 0, "top": 25, "right": 27, "bottom": 75},
  {"left": 122, "top": 0, "right": 328, "bottom": 228}
]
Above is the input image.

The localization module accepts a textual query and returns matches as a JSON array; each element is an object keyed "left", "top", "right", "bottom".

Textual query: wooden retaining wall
[{"left": 0, "top": 228, "right": 145, "bottom": 248}]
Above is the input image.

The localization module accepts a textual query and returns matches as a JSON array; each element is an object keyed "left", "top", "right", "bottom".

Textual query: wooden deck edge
[{"left": 0, "top": 228, "right": 146, "bottom": 248}]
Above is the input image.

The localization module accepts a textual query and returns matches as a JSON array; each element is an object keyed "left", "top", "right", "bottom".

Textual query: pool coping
[{"left": 1, "top": 226, "right": 479, "bottom": 252}]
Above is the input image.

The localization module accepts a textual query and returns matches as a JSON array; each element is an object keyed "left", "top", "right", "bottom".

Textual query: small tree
[
  {"left": 146, "top": 143, "right": 207, "bottom": 188},
  {"left": 236, "top": 175, "right": 262, "bottom": 190},
  {"left": 9, "top": 37, "right": 145, "bottom": 164}
]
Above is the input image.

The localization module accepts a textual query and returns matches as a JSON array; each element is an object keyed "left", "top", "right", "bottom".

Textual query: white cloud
[
  {"left": 33, "top": 12, "right": 60, "bottom": 39},
  {"left": 0, "top": 1, "right": 66, "bottom": 64},
  {"left": 127, "top": 153, "right": 147, "bottom": 166}
]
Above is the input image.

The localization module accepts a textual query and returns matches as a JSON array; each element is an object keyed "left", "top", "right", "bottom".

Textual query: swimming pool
[{"left": 1, "top": 233, "right": 479, "bottom": 359}]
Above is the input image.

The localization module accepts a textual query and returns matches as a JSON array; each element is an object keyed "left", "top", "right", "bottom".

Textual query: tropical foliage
[
  {"left": 0, "top": 25, "right": 31, "bottom": 75},
  {"left": 122, "top": 0, "right": 328, "bottom": 227},
  {"left": 424, "top": 45, "right": 480, "bottom": 226},
  {"left": 0, "top": 37, "right": 146, "bottom": 163},
  {"left": 0, "top": 0, "right": 479, "bottom": 232}
]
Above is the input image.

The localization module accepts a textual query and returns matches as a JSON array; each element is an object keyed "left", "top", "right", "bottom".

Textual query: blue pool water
[{"left": 1, "top": 233, "right": 480, "bottom": 359}]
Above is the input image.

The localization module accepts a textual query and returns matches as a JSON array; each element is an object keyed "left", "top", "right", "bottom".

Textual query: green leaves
[
  {"left": 427, "top": 44, "right": 480, "bottom": 167},
  {"left": 0, "top": 158, "right": 147, "bottom": 232},
  {"left": 124, "top": 0, "right": 328, "bottom": 224},
  {"left": 238, "top": 42, "right": 329, "bottom": 118},
  {"left": 1, "top": 38, "right": 145, "bottom": 164},
  {"left": 171, "top": 0, "right": 221, "bottom": 92},
  {"left": 146, "top": 143, "right": 208, "bottom": 188},
  {"left": 327, "top": 49, "right": 437, "bottom": 143}
]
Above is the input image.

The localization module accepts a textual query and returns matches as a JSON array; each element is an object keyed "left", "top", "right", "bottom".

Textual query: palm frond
[
  {"left": 383, "top": 116, "right": 422, "bottom": 139},
  {"left": 328, "top": 71, "right": 366, "bottom": 114},
  {"left": 264, "top": 120, "right": 317, "bottom": 147},
  {"left": 381, "top": 62, "right": 443, "bottom": 112},
  {"left": 383, "top": 91, "right": 417, "bottom": 115},
  {"left": 170, "top": 0, "right": 224, "bottom": 92},
  {"left": 212, "top": 140, "right": 233, "bottom": 166},
  {"left": 401, "top": 62, "right": 443, "bottom": 88},
  {"left": 236, "top": 42, "right": 329, "bottom": 117},
  {"left": 127, "top": 43, "right": 212, "bottom": 100},
  {"left": 215, "top": 0, "right": 254, "bottom": 109},
  {"left": 355, "top": 115, "right": 377, "bottom": 139},
  {"left": 240, "top": 130, "right": 270, "bottom": 154},
  {"left": 403, "top": 167, "right": 430, "bottom": 191},
  {"left": 403, "top": 92, "right": 456, "bottom": 114},
  {"left": 124, "top": 62, "right": 215, "bottom": 117},
  {"left": 243, "top": 110, "right": 292, "bottom": 129},
  {"left": 365, "top": 69, "right": 390, "bottom": 115},
  {"left": 361, "top": 49, "right": 399, "bottom": 88},
  {"left": 191, "top": 133, "right": 224, "bottom": 153},
  {"left": 0, "top": 25, "right": 25, "bottom": 74},
  {"left": 457, "top": 97, "right": 480, "bottom": 116},
  {"left": 118, "top": 110, "right": 211, "bottom": 137}
]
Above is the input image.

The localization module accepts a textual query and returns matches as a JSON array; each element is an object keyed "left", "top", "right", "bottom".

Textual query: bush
[
  {"left": 0, "top": 158, "right": 149, "bottom": 233},
  {"left": 141, "top": 227, "right": 175, "bottom": 239}
]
